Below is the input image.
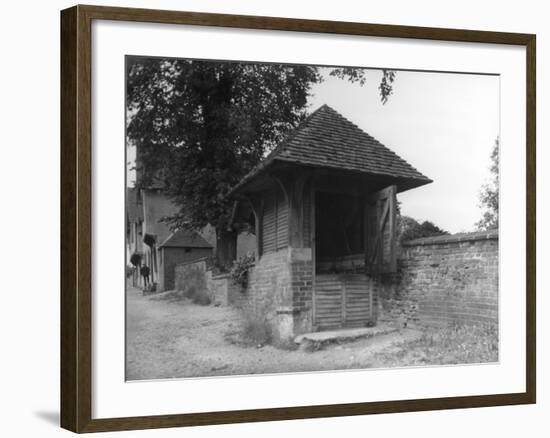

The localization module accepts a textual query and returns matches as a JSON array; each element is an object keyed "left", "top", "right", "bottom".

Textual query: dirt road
[{"left": 126, "top": 286, "right": 423, "bottom": 380}]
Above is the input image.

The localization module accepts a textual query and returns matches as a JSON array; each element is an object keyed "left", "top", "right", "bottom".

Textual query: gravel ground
[{"left": 126, "top": 285, "right": 426, "bottom": 380}]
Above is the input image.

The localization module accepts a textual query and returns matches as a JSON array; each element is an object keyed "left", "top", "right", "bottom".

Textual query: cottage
[
  {"left": 126, "top": 187, "right": 145, "bottom": 287},
  {"left": 157, "top": 230, "right": 213, "bottom": 291},
  {"left": 126, "top": 184, "right": 217, "bottom": 291},
  {"left": 127, "top": 163, "right": 251, "bottom": 292},
  {"left": 229, "top": 104, "right": 432, "bottom": 342}
]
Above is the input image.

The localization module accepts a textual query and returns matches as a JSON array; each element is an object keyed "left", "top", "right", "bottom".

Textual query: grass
[
  {"left": 224, "top": 313, "right": 273, "bottom": 348},
  {"left": 369, "top": 322, "right": 498, "bottom": 367},
  {"left": 240, "top": 314, "right": 272, "bottom": 346},
  {"left": 185, "top": 285, "right": 211, "bottom": 305},
  {"left": 151, "top": 268, "right": 212, "bottom": 305}
]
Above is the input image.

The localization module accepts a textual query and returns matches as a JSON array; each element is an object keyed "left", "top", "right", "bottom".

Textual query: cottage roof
[
  {"left": 158, "top": 229, "right": 213, "bottom": 249},
  {"left": 126, "top": 187, "right": 143, "bottom": 223},
  {"left": 230, "top": 104, "right": 432, "bottom": 194}
]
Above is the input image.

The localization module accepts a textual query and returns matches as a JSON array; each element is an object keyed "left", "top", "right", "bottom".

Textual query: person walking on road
[{"left": 140, "top": 264, "right": 150, "bottom": 287}]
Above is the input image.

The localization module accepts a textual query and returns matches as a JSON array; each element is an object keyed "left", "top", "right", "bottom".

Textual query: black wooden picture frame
[{"left": 60, "top": 4, "right": 536, "bottom": 433}]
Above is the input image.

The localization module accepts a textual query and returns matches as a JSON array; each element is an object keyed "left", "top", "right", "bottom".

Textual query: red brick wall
[
  {"left": 388, "top": 230, "right": 498, "bottom": 326},
  {"left": 244, "top": 248, "right": 313, "bottom": 343},
  {"left": 290, "top": 249, "right": 314, "bottom": 335}
]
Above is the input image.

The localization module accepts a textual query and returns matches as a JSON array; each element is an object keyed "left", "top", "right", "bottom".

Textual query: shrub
[
  {"left": 185, "top": 285, "right": 211, "bottom": 306},
  {"left": 230, "top": 253, "right": 255, "bottom": 289}
]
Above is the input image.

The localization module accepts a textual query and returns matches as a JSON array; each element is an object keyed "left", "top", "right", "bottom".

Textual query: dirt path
[{"left": 126, "top": 286, "right": 423, "bottom": 380}]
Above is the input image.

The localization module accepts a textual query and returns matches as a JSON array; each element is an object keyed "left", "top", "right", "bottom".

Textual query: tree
[
  {"left": 476, "top": 137, "right": 499, "bottom": 231},
  {"left": 398, "top": 216, "right": 449, "bottom": 243},
  {"left": 127, "top": 58, "right": 394, "bottom": 268}
]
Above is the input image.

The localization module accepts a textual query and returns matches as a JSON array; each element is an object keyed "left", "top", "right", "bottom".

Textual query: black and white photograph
[
  {"left": 125, "top": 56, "right": 499, "bottom": 381},
  {"left": 0, "top": 0, "right": 543, "bottom": 435}
]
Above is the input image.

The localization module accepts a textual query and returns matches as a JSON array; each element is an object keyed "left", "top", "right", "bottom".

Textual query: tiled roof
[
  {"left": 230, "top": 104, "right": 431, "bottom": 193},
  {"left": 158, "top": 229, "right": 213, "bottom": 249},
  {"left": 126, "top": 187, "right": 143, "bottom": 223}
]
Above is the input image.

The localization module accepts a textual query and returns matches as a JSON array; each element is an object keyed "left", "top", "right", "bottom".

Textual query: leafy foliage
[
  {"left": 398, "top": 216, "right": 449, "bottom": 243},
  {"left": 476, "top": 137, "right": 499, "bottom": 230},
  {"left": 127, "top": 58, "right": 395, "bottom": 266},
  {"left": 127, "top": 58, "right": 323, "bottom": 232},
  {"left": 330, "top": 69, "right": 396, "bottom": 103},
  {"left": 230, "top": 253, "right": 256, "bottom": 289}
]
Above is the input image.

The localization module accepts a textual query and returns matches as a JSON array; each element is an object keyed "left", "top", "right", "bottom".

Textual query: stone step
[{"left": 294, "top": 324, "right": 399, "bottom": 345}]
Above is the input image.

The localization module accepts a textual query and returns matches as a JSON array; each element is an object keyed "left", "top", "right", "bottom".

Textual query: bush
[
  {"left": 186, "top": 286, "right": 211, "bottom": 305},
  {"left": 230, "top": 253, "right": 255, "bottom": 289}
]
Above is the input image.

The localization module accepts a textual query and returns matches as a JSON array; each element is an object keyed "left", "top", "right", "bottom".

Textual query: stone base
[{"left": 294, "top": 323, "right": 398, "bottom": 345}]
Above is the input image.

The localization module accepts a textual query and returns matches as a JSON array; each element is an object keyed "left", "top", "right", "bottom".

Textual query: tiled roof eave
[
  {"left": 274, "top": 156, "right": 432, "bottom": 186},
  {"left": 158, "top": 231, "right": 213, "bottom": 249},
  {"left": 228, "top": 105, "right": 433, "bottom": 196}
]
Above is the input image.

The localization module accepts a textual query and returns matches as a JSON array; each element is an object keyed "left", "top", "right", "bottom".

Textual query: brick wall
[
  {"left": 289, "top": 248, "right": 314, "bottom": 335},
  {"left": 174, "top": 258, "right": 243, "bottom": 306},
  {"left": 210, "top": 273, "right": 245, "bottom": 307},
  {"left": 244, "top": 247, "right": 313, "bottom": 343},
  {"left": 174, "top": 257, "right": 211, "bottom": 295},
  {"left": 384, "top": 230, "right": 498, "bottom": 326}
]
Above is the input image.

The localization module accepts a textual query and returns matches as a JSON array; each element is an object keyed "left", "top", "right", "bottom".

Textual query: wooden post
[{"left": 243, "top": 195, "right": 263, "bottom": 260}]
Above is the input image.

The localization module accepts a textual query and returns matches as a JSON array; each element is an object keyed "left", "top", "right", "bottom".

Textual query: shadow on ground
[{"left": 34, "top": 410, "right": 59, "bottom": 427}]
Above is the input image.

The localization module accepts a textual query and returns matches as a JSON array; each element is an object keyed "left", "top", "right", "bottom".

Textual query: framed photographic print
[{"left": 60, "top": 4, "right": 536, "bottom": 433}]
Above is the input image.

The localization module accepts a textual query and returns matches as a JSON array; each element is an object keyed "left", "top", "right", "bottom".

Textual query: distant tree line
[{"left": 398, "top": 216, "right": 449, "bottom": 243}]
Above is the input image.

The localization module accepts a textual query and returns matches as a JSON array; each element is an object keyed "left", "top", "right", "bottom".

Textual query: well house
[{"left": 229, "top": 105, "right": 432, "bottom": 343}]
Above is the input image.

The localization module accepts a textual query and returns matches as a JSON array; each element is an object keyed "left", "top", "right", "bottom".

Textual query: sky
[
  {"left": 128, "top": 65, "right": 499, "bottom": 234},
  {"left": 308, "top": 68, "right": 499, "bottom": 233}
]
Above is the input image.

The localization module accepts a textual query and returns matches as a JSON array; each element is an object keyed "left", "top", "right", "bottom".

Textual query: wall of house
[
  {"left": 199, "top": 224, "right": 257, "bottom": 259},
  {"left": 140, "top": 189, "right": 180, "bottom": 285},
  {"left": 237, "top": 231, "right": 257, "bottom": 258},
  {"left": 160, "top": 247, "right": 213, "bottom": 291},
  {"left": 141, "top": 189, "right": 179, "bottom": 245},
  {"left": 380, "top": 230, "right": 499, "bottom": 326}
]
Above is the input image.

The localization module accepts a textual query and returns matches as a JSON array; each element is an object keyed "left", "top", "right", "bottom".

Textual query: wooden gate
[{"left": 314, "top": 273, "right": 373, "bottom": 330}]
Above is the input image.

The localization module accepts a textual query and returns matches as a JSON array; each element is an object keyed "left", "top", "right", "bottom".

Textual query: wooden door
[
  {"left": 314, "top": 274, "right": 373, "bottom": 330},
  {"left": 343, "top": 274, "right": 373, "bottom": 328},
  {"left": 365, "top": 185, "right": 398, "bottom": 274},
  {"left": 314, "top": 274, "right": 343, "bottom": 330}
]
